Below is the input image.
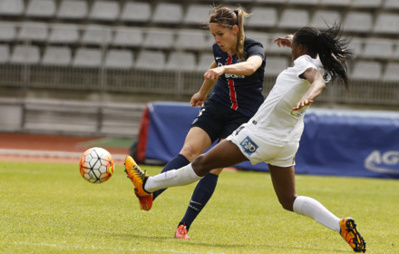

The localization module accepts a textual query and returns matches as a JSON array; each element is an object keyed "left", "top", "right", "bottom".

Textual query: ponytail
[
  {"left": 294, "top": 24, "right": 354, "bottom": 90},
  {"left": 235, "top": 8, "right": 251, "bottom": 60}
]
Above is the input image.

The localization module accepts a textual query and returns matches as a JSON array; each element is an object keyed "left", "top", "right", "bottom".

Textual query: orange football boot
[{"left": 340, "top": 217, "right": 366, "bottom": 253}]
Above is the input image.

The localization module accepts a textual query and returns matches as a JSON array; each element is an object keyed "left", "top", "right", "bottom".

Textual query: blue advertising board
[{"left": 137, "top": 102, "right": 399, "bottom": 179}]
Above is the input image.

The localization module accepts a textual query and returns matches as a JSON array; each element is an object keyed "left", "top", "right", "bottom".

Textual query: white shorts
[{"left": 226, "top": 125, "right": 299, "bottom": 167}]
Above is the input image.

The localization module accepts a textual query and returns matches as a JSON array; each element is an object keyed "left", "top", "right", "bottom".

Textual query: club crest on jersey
[{"left": 240, "top": 136, "right": 258, "bottom": 156}]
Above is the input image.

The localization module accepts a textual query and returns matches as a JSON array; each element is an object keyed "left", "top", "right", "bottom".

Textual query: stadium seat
[
  {"left": 287, "top": 0, "right": 318, "bottom": 5},
  {"left": 112, "top": 27, "right": 143, "bottom": 47},
  {"left": 278, "top": 9, "right": 309, "bottom": 29},
  {"left": 105, "top": 49, "right": 134, "bottom": 69},
  {"left": 383, "top": 0, "right": 399, "bottom": 9},
  {"left": 143, "top": 30, "right": 174, "bottom": 50},
  {"left": 310, "top": 10, "right": 341, "bottom": 29},
  {"left": 48, "top": 24, "right": 80, "bottom": 44},
  {"left": 25, "top": 0, "right": 56, "bottom": 18},
  {"left": 18, "top": 22, "right": 48, "bottom": 42},
  {"left": 184, "top": 5, "right": 210, "bottom": 25},
  {"left": 0, "top": 0, "right": 24, "bottom": 16},
  {"left": 319, "top": 0, "right": 351, "bottom": 6},
  {"left": 351, "top": 0, "right": 382, "bottom": 8},
  {"left": 81, "top": 25, "right": 112, "bottom": 46},
  {"left": 152, "top": 3, "right": 183, "bottom": 24},
  {"left": 0, "top": 24, "right": 16, "bottom": 41},
  {"left": 165, "top": 51, "right": 196, "bottom": 72},
  {"left": 393, "top": 43, "right": 399, "bottom": 60},
  {"left": 343, "top": 12, "right": 373, "bottom": 33},
  {"left": 89, "top": 0, "right": 119, "bottom": 21},
  {"left": 196, "top": 53, "right": 214, "bottom": 72},
  {"left": 0, "top": 44, "right": 9, "bottom": 63},
  {"left": 382, "top": 62, "right": 399, "bottom": 82},
  {"left": 246, "top": 31, "right": 269, "bottom": 52},
  {"left": 10, "top": 45, "right": 40, "bottom": 64},
  {"left": 255, "top": 0, "right": 287, "bottom": 3},
  {"left": 41, "top": 46, "right": 72, "bottom": 66},
  {"left": 57, "top": 0, "right": 88, "bottom": 19},
  {"left": 373, "top": 13, "right": 399, "bottom": 35},
  {"left": 247, "top": 7, "right": 278, "bottom": 28},
  {"left": 72, "top": 48, "right": 102, "bottom": 67},
  {"left": 175, "top": 29, "right": 208, "bottom": 51},
  {"left": 349, "top": 38, "right": 364, "bottom": 58},
  {"left": 135, "top": 50, "right": 165, "bottom": 71},
  {"left": 351, "top": 61, "right": 382, "bottom": 81},
  {"left": 265, "top": 56, "right": 290, "bottom": 76},
  {"left": 119, "top": 1, "right": 151, "bottom": 22},
  {"left": 362, "top": 38, "right": 394, "bottom": 60}
]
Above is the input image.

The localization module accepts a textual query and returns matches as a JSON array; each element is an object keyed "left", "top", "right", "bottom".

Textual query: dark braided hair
[{"left": 293, "top": 23, "right": 354, "bottom": 90}]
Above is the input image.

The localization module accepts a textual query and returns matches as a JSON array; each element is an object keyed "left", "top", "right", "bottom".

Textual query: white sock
[
  {"left": 293, "top": 196, "right": 341, "bottom": 232},
  {"left": 144, "top": 164, "right": 202, "bottom": 193}
]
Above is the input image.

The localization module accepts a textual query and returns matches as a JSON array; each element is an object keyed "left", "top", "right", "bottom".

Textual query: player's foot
[
  {"left": 124, "top": 156, "right": 151, "bottom": 197},
  {"left": 134, "top": 188, "right": 153, "bottom": 211},
  {"left": 340, "top": 217, "right": 366, "bottom": 253},
  {"left": 174, "top": 224, "right": 190, "bottom": 240}
]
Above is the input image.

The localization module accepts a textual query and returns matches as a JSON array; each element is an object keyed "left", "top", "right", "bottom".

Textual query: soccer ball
[{"left": 79, "top": 147, "right": 114, "bottom": 183}]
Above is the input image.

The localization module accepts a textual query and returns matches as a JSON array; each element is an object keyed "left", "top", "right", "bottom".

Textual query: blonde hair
[{"left": 208, "top": 6, "right": 251, "bottom": 60}]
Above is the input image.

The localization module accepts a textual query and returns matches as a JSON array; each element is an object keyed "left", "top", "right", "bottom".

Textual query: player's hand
[
  {"left": 293, "top": 98, "right": 313, "bottom": 110},
  {"left": 190, "top": 92, "right": 206, "bottom": 107},
  {"left": 273, "top": 34, "right": 294, "bottom": 48},
  {"left": 204, "top": 67, "right": 224, "bottom": 81}
]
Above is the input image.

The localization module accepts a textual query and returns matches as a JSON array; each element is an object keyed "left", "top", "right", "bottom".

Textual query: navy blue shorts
[{"left": 191, "top": 100, "right": 251, "bottom": 143}]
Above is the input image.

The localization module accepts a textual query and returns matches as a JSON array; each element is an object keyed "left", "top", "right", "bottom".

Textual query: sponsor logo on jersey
[
  {"left": 364, "top": 150, "right": 399, "bottom": 175},
  {"left": 291, "top": 110, "right": 305, "bottom": 117},
  {"left": 240, "top": 136, "right": 259, "bottom": 156},
  {"left": 225, "top": 73, "right": 245, "bottom": 79}
]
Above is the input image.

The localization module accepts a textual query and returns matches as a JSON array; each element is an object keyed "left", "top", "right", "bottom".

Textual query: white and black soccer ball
[{"left": 79, "top": 147, "right": 114, "bottom": 183}]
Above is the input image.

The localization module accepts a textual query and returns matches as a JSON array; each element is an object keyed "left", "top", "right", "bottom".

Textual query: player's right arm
[{"left": 190, "top": 61, "right": 217, "bottom": 107}]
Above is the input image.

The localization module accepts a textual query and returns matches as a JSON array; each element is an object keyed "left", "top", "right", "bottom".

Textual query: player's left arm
[
  {"left": 204, "top": 55, "right": 263, "bottom": 80},
  {"left": 293, "top": 67, "right": 326, "bottom": 110}
]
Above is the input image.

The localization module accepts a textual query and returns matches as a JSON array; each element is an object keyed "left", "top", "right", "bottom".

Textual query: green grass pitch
[{"left": 0, "top": 161, "right": 398, "bottom": 253}]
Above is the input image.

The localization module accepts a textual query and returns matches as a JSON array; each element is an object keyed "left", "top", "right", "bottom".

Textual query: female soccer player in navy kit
[
  {"left": 126, "top": 6, "right": 266, "bottom": 239},
  {"left": 125, "top": 23, "right": 366, "bottom": 252}
]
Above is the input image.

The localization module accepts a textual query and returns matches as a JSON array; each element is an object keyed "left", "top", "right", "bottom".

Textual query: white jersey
[
  {"left": 227, "top": 54, "right": 324, "bottom": 166},
  {"left": 244, "top": 54, "right": 323, "bottom": 144}
]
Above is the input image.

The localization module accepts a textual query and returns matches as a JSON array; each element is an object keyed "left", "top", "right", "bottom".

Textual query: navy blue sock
[
  {"left": 152, "top": 154, "right": 190, "bottom": 200},
  {"left": 178, "top": 173, "right": 219, "bottom": 231}
]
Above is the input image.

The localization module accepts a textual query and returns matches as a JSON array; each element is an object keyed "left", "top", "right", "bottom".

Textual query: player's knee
[
  {"left": 278, "top": 195, "right": 297, "bottom": 212},
  {"left": 180, "top": 145, "right": 201, "bottom": 161},
  {"left": 192, "top": 155, "right": 210, "bottom": 177}
]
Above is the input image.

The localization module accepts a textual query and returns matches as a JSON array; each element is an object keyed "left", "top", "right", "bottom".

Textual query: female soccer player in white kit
[{"left": 125, "top": 24, "right": 366, "bottom": 253}]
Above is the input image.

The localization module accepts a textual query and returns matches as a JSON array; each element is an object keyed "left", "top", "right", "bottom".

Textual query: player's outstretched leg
[
  {"left": 340, "top": 217, "right": 366, "bottom": 253},
  {"left": 125, "top": 156, "right": 153, "bottom": 210}
]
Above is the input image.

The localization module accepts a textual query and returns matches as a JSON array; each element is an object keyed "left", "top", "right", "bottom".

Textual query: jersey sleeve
[
  {"left": 293, "top": 55, "right": 318, "bottom": 78},
  {"left": 245, "top": 38, "right": 265, "bottom": 61}
]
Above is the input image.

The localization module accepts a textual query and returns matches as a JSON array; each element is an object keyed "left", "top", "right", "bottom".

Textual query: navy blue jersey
[{"left": 209, "top": 36, "right": 266, "bottom": 117}]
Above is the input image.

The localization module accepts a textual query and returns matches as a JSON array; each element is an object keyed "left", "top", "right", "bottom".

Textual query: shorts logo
[{"left": 240, "top": 136, "right": 258, "bottom": 156}]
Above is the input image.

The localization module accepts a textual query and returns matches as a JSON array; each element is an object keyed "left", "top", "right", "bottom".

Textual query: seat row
[
  {"left": 1, "top": 0, "right": 399, "bottom": 34},
  {"left": 0, "top": 44, "right": 397, "bottom": 82},
  {"left": 0, "top": 44, "right": 214, "bottom": 72},
  {"left": 2, "top": 0, "right": 399, "bottom": 20},
  {"left": 2, "top": 22, "right": 399, "bottom": 60}
]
